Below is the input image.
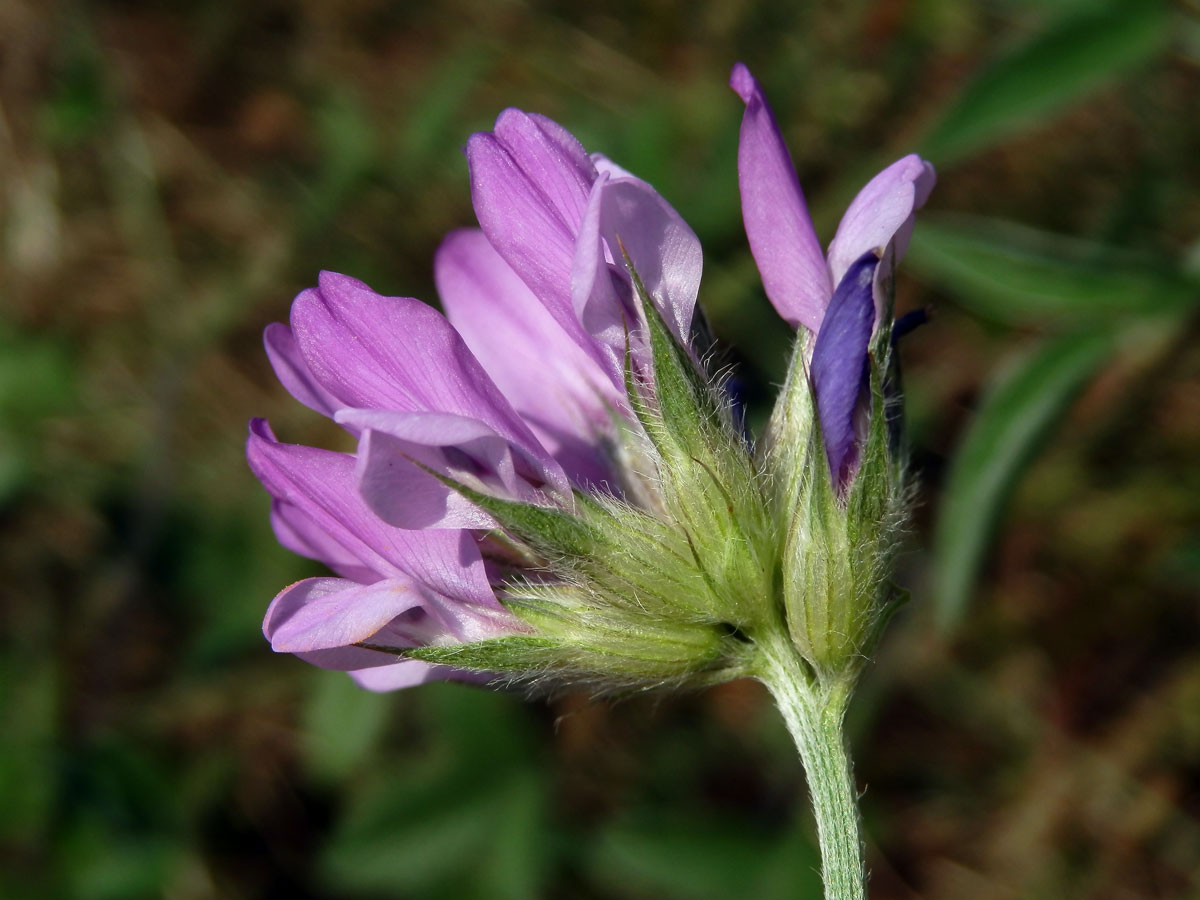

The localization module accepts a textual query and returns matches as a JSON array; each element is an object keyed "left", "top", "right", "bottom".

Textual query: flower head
[{"left": 249, "top": 70, "right": 933, "bottom": 693}]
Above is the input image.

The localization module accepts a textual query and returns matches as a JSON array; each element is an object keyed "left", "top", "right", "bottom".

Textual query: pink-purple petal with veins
[
  {"left": 337, "top": 408, "right": 569, "bottom": 530},
  {"left": 291, "top": 272, "right": 540, "bottom": 451},
  {"left": 265, "top": 576, "right": 425, "bottom": 654},
  {"left": 436, "top": 228, "right": 621, "bottom": 487},
  {"left": 247, "top": 418, "right": 498, "bottom": 603},
  {"left": 263, "top": 323, "right": 342, "bottom": 418},
  {"left": 467, "top": 132, "right": 590, "bottom": 345},
  {"left": 597, "top": 175, "right": 702, "bottom": 346},
  {"left": 730, "top": 62, "right": 832, "bottom": 334}
]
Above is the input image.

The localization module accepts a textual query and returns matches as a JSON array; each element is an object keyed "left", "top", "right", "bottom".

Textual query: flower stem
[{"left": 759, "top": 636, "right": 866, "bottom": 900}]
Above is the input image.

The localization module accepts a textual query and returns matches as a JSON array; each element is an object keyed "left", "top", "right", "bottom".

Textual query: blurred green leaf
[
  {"left": 588, "top": 811, "right": 822, "bottom": 900},
  {"left": 398, "top": 44, "right": 492, "bottom": 169},
  {"left": 0, "top": 329, "right": 76, "bottom": 503},
  {"left": 933, "top": 331, "right": 1112, "bottom": 630},
  {"left": 320, "top": 685, "right": 548, "bottom": 899},
  {"left": 0, "top": 661, "right": 57, "bottom": 843},
  {"left": 907, "top": 215, "right": 1199, "bottom": 325},
  {"left": 921, "top": 1, "right": 1170, "bottom": 163},
  {"left": 302, "top": 670, "right": 390, "bottom": 783}
]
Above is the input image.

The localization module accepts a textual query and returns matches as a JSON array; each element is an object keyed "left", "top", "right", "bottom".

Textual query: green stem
[{"left": 759, "top": 636, "right": 866, "bottom": 900}]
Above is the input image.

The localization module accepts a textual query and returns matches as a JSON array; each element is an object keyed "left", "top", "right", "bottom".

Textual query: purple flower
[
  {"left": 250, "top": 109, "right": 702, "bottom": 689},
  {"left": 730, "top": 63, "right": 934, "bottom": 490}
]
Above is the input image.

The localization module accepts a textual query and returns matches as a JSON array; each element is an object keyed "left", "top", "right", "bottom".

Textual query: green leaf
[
  {"left": 301, "top": 669, "right": 390, "bottom": 783},
  {"left": 932, "top": 330, "right": 1112, "bottom": 631},
  {"left": 587, "top": 811, "right": 822, "bottom": 900},
  {"left": 320, "top": 688, "right": 548, "bottom": 900},
  {"left": 907, "top": 215, "right": 1199, "bottom": 326},
  {"left": 921, "top": 1, "right": 1170, "bottom": 163}
]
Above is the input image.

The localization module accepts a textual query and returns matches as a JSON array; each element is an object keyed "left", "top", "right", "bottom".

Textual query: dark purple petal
[
  {"left": 435, "top": 228, "right": 621, "bottom": 487},
  {"left": 730, "top": 63, "right": 832, "bottom": 333},
  {"left": 335, "top": 408, "right": 570, "bottom": 529},
  {"left": 247, "top": 419, "right": 497, "bottom": 603},
  {"left": 811, "top": 252, "right": 879, "bottom": 493}
]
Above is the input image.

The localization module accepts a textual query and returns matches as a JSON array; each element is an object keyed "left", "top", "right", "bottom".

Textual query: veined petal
[
  {"left": 826, "top": 154, "right": 936, "bottom": 290},
  {"left": 467, "top": 113, "right": 600, "bottom": 350},
  {"left": 436, "top": 228, "right": 621, "bottom": 487},
  {"left": 811, "top": 252, "right": 878, "bottom": 493},
  {"left": 270, "top": 499, "right": 378, "bottom": 585},
  {"left": 494, "top": 110, "right": 596, "bottom": 226},
  {"left": 336, "top": 408, "right": 570, "bottom": 529},
  {"left": 291, "top": 272, "right": 540, "bottom": 451},
  {"left": 572, "top": 171, "right": 632, "bottom": 368},
  {"left": 597, "top": 174, "right": 702, "bottom": 346},
  {"left": 730, "top": 62, "right": 832, "bottom": 334},
  {"left": 247, "top": 419, "right": 497, "bottom": 604},
  {"left": 265, "top": 576, "right": 522, "bottom": 662},
  {"left": 265, "top": 576, "right": 425, "bottom": 653},
  {"left": 264, "top": 323, "right": 341, "bottom": 418}
]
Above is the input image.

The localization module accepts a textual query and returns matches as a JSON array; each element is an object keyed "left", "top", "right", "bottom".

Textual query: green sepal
[
  {"left": 621, "top": 248, "right": 731, "bottom": 463},
  {"left": 409, "top": 460, "right": 600, "bottom": 559},
  {"left": 399, "top": 636, "right": 562, "bottom": 672}
]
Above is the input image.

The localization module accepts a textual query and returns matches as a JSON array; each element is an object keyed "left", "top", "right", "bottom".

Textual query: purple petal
[
  {"left": 811, "top": 252, "right": 879, "bottom": 493},
  {"left": 264, "top": 323, "right": 342, "bottom": 418},
  {"left": 265, "top": 575, "right": 522, "bottom": 661},
  {"left": 826, "top": 154, "right": 936, "bottom": 291},
  {"left": 265, "top": 576, "right": 425, "bottom": 653},
  {"left": 247, "top": 419, "right": 497, "bottom": 604},
  {"left": 436, "top": 228, "right": 621, "bottom": 487},
  {"left": 466, "top": 112, "right": 599, "bottom": 349},
  {"left": 270, "top": 499, "right": 378, "bottom": 584},
  {"left": 336, "top": 408, "right": 570, "bottom": 529},
  {"left": 590, "top": 172, "right": 703, "bottom": 349},
  {"left": 730, "top": 63, "right": 832, "bottom": 333},
  {"left": 347, "top": 661, "right": 454, "bottom": 691},
  {"left": 291, "top": 272, "right": 540, "bottom": 449}
]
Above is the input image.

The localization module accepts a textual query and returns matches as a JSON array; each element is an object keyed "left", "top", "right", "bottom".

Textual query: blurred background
[{"left": 3, "top": 0, "right": 1199, "bottom": 897}]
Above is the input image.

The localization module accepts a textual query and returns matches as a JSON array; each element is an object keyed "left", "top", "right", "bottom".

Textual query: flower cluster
[{"left": 248, "top": 64, "right": 933, "bottom": 694}]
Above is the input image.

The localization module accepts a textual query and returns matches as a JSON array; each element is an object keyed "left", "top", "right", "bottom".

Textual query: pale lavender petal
[
  {"left": 730, "top": 62, "right": 832, "bottom": 333},
  {"left": 826, "top": 154, "right": 936, "bottom": 289},
  {"left": 263, "top": 322, "right": 342, "bottom": 418},
  {"left": 597, "top": 175, "right": 702, "bottom": 345},
  {"left": 436, "top": 228, "right": 621, "bottom": 487},
  {"left": 571, "top": 171, "right": 632, "bottom": 365},
  {"left": 265, "top": 576, "right": 424, "bottom": 653},
  {"left": 291, "top": 272, "right": 540, "bottom": 450},
  {"left": 265, "top": 575, "right": 523, "bottom": 672},
  {"left": 811, "top": 252, "right": 878, "bottom": 493},
  {"left": 336, "top": 408, "right": 570, "bottom": 530},
  {"left": 348, "top": 660, "right": 452, "bottom": 691},
  {"left": 247, "top": 418, "right": 497, "bottom": 604}
]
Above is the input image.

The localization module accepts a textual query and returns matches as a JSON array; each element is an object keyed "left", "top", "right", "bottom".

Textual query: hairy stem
[{"left": 759, "top": 635, "right": 866, "bottom": 900}]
